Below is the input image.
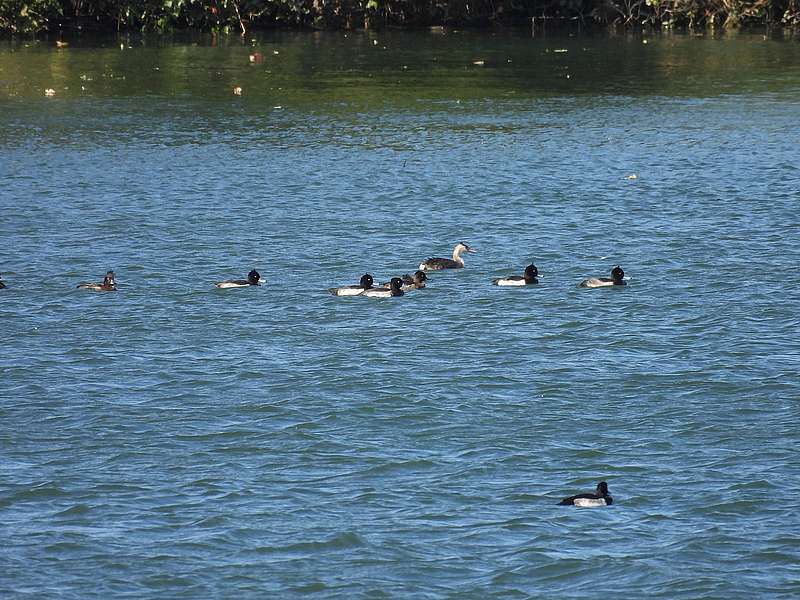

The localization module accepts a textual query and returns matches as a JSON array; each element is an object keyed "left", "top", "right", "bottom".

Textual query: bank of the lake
[{"left": 2, "top": 0, "right": 800, "bottom": 35}]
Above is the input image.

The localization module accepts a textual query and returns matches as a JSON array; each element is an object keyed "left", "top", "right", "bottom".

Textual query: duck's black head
[
  {"left": 414, "top": 271, "right": 427, "bottom": 283},
  {"left": 596, "top": 481, "right": 610, "bottom": 496},
  {"left": 524, "top": 264, "right": 539, "bottom": 279},
  {"left": 611, "top": 266, "right": 624, "bottom": 282},
  {"left": 360, "top": 273, "right": 374, "bottom": 289},
  {"left": 390, "top": 277, "right": 403, "bottom": 289},
  {"left": 248, "top": 270, "right": 260, "bottom": 285},
  {"left": 104, "top": 271, "right": 115, "bottom": 285}
]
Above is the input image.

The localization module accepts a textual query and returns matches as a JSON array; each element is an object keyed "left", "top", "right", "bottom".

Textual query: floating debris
[
  {"left": 273, "top": 50, "right": 279, "bottom": 55},
  {"left": 55, "top": 41, "right": 68, "bottom": 48},
  {"left": 625, "top": 174, "right": 638, "bottom": 180},
  {"left": 473, "top": 60, "right": 485, "bottom": 66},
  {"left": 554, "top": 48, "right": 568, "bottom": 53},
  {"left": 44, "top": 88, "right": 55, "bottom": 96},
  {"left": 233, "top": 86, "right": 243, "bottom": 96}
]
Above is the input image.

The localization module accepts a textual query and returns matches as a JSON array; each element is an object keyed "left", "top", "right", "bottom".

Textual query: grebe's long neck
[{"left": 452, "top": 246, "right": 466, "bottom": 264}]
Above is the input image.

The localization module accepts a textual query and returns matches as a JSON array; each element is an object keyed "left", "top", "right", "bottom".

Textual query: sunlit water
[{"left": 1, "top": 30, "right": 799, "bottom": 598}]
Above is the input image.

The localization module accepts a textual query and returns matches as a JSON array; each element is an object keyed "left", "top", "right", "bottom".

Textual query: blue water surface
[{"left": 1, "top": 30, "right": 799, "bottom": 598}]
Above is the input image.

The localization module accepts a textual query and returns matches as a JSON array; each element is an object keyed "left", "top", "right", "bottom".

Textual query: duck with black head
[
  {"left": 381, "top": 270, "right": 427, "bottom": 291},
  {"left": 215, "top": 269, "right": 261, "bottom": 289},
  {"left": 579, "top": 266, "right": 626, "bottom": 288},
  {"left": 558, "top": 481, "right": 613, "bottom": 507},
  {"left": 419, "top": 242, "right": 476, "bottom": 271},
  {"left": 329, "top": 273, "right": 374, "bottom": 296},
  {"left": 364, "top": 277, "right": 404, "bottom": 298},
  {"left": 493, "top": 264, "right": 539, "bottom": 286},
  {"left": 77, "top": 270, "right": 117, "bottom": 292}
]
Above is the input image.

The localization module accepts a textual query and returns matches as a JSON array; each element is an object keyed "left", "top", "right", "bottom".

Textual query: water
[{"left": 1, "top": 30, "right": 800, "bottom": 598}]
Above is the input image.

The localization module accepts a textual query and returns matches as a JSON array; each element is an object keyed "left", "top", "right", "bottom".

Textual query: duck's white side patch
[
  {"left": 580, "top": 278, "right": 613, "bottom": 288},
  {"left": 334, "top": 287, "right": 364, "bottom": 296},
  {"left": 364, "top": 288, "right": 394, "bottom": 298},
  {"left": 216, "top": 282, "right": 247, "bottom": 289},
  {"left": 496, "top": 278, "right": 526, "bottom": 287},
  {"left": 574, "top": 498, "right": 608, "bottom": 508}
]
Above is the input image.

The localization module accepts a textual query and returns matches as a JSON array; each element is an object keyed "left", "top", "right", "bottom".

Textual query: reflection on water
[{"left": 2, "top": 30, "right": 800, "bottom": 108}]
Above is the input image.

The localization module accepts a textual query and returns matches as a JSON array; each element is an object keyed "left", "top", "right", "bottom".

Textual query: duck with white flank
[
  {"left": 77, "top": 270, "right": 117, "bottom": 292},
  {"left": 215, "top": 269, "right": 261, "bottom": 289},
  {"left": 329, "top": 273, "right": 374, "bottom": 296},
  {"left": 558, "top": 482, "right": 613, "bottom": 507},
  {"left": 364, "top": 277, "right": 404, "bottom": 298},
  {"left": 419, "top": 242, "right": 476, "bottom": 271},
  {"left": 381, "top": 271, "right": 427, "bottom": 291},
  {"left": 579, "top": 265, "right": 626, "bottom": 288},
  {"left": 493, "top": 264, "right": 539, "bottom": 286}
]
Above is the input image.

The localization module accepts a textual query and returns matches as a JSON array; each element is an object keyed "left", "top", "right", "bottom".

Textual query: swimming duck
[
  {"left": 329, "top": 273, "right": 374, "bottom": 296},
  {"left": 579, "top": 265, "right": 626, "bottom": 288},
  {"left": 493, "top": 264, "right": 539, "bottom": 286},
  {"left": 0, "top": 273, "right": 5, "bottom": 289},
  {"left": 419, "top": 242, "right": 476, "bottom": 271},
  {"left": 215, "top": 269, "right": 261, "bottom": 289},
  {"left": 77, "top": 270, "right": 116, "bottom": 292},
  {"left": 381, "top": 271, "right": 427, "bottom": 291},
  {"left": 558, "top": 482, "right": 613, "bottom": 507},
  {"left": 364, "top": 277, "right": 404, "bottom": 298}
]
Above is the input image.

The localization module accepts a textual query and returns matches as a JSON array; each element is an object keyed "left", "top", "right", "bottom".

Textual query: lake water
[{"left": 1, "top": 29, "right": 799, "bottom": 598}]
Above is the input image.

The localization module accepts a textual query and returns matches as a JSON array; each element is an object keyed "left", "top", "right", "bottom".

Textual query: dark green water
[{"left": 1, "top": 30, "right": 799, "bottom": 599}]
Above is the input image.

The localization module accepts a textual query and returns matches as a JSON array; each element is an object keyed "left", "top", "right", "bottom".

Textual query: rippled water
[{"left": 1, "top": 30, "right": 800, "bottom": 598}]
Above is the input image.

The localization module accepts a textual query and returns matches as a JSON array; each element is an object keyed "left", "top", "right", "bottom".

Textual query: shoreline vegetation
[{"left": 1, "top": 0, "right": 799, "bottom": 35}]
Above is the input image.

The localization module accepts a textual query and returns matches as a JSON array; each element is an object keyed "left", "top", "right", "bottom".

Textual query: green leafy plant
[{"left": 0, "top": 0, "right": 61, "bottom": 32}]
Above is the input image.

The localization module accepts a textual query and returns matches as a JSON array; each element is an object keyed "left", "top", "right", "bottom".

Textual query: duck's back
[
  {"left": 77, "top": 282, "right": 115, "bottom": 291},
  {"left": 420, "top": 258, "right": 461, "bottom": 271},
  {"left": 558, "top": 492, "right": 612, "bottom": 506},
  {"left": 215, "top": 279, "right": 250, "bottom": 289}
]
